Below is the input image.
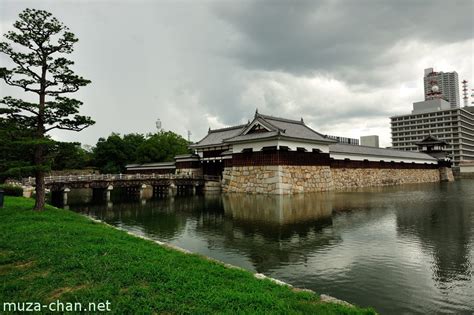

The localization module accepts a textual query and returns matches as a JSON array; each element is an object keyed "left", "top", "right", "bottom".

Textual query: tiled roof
[
  {"left": 329, "top": 143, "right": 437, "bottom": 161},
  {"left": 192, "top": 112, "right": 334, "bottom": 147},
  {"left": 415, "top": 135, "right": 448, "bottom": 146},
  {"left": 190, "top": 125, "right": 245, "bottom": 148},
  {"left": 224, "top": 130, "right": 280, "bottom": 142},
  {"left": 257, "top": 114, "right": 332, "bottom": 143}
]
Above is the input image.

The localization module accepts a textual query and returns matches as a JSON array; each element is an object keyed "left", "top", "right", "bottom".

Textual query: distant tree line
[
  {"left": 0, "top": 129, "right": 190, "bottom": 181},
  {"left": 92, "top": 130, "right": 190, "bottom": 173}
]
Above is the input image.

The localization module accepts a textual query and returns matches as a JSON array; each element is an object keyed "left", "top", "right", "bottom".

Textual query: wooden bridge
[
  {"left": 22, "top": 174, "right": 221, "bottom": 204},
  {"left": 22, "top": 173, "right": 219, "bottom": 190}
]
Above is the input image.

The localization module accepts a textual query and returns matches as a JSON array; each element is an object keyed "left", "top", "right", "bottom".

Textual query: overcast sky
[{"left": 1, "top": 0, "right": 473, "bottom": 148}]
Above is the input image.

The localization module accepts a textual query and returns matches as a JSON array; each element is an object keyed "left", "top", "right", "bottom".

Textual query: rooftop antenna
[
  {"left": 462, "top": 80, "right": 469, "bottom": 107},
  {"left": 155, "top": 118, "right": 162, "bottom": 131},
  {"left": 426, "top": 74, "right": 443, "bottom": 100}
]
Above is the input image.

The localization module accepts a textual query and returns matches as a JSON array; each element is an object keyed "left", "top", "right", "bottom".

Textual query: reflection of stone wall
[
  {"left": 222, "top": 193, "right": 333, "bottom": 224},
  {"left": 203, "top": 181, "right": 221, "bottom": 193},
  {"left": 222, "top": 165, "right": 446, "bottom": 194},
  {"left": 222, "top": 165, "right": 333, "bottom": 194},
  {"left": 331, "top": 168, "right": 440, "bottom": 190}
]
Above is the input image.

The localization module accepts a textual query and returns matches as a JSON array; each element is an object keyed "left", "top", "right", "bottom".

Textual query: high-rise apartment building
[{"left": 423, "top": 68, "right": 460, "bottom": 108}]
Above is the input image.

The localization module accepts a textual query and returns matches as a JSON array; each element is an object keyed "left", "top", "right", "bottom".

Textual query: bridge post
[
  {"left": 106, "top": 185, "right": 113, "bottom": 201},
  {"left": 62, "top": 187, "right": 70, "bottom": 206}
]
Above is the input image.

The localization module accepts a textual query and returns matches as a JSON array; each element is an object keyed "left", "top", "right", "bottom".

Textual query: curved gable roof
[
  {"left": 191, "top": 112, "right": 335, "bottom": 148},
  {"left": 224, "top": 113, "right": 335, "bottom": 144}
]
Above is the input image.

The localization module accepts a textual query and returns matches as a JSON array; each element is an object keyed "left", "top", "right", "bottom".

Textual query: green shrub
[{"left": 0, "top": 184, "right": 23, "bottom": 196}]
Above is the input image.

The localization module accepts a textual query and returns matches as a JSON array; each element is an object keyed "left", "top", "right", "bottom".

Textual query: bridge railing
[{"left": 22, "top": 173, "right": 220, "bottom": 186}]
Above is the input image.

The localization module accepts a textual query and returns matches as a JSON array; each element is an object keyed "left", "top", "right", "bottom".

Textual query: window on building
[{"left": 262, "top": 146, "right": 277, "bottom": 151}]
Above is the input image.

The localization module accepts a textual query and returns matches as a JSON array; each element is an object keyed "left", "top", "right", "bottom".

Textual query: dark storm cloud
[
  {"left": 214, "top": 0, "right": 473, "bottom": 79},
  {"left": 0, "top": 0, "right": 473, "bottom": 148}
]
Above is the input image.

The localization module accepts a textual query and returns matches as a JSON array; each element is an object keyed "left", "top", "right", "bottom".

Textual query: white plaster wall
[
  {"left": 233, "top": 139, "right": 330, "bottom": 153},
  {"left": 330, "top": 152, "right": 437, "bottom": 164}
]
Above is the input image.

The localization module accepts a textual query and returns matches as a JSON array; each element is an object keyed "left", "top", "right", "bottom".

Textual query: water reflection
[
  {"left": 223, "top": 193, "right": 333, "bottom": 224},
  {"left": 67, "top": 180, "right": 474, "bottom": 314},
  {"left": 396, "top": 183, "right": 473, "bottom": 285},
  {"left": 210, "top": 193, "right": 339, "bottom": 273}
]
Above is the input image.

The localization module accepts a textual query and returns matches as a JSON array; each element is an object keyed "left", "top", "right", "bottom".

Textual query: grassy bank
[{"left": 0, "top": 197, "right": 375, "bottom": 314}]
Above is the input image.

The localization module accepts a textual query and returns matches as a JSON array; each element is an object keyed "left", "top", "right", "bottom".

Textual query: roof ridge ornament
[
  {"left": 301, "top": 117, "right": 304, "bottom": 123},
  {"left": 255, "top": 108, "right": 259, "bottom": 118}
]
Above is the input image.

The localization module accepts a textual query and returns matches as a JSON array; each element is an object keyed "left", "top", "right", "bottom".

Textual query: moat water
[{"left": 63, "top": 180, "right": 474, "bottom": 314}]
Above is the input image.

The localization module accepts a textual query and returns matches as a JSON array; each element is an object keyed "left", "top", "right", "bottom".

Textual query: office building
[{"left": 391, "top": 101, "right": 474, "bottom": 166}]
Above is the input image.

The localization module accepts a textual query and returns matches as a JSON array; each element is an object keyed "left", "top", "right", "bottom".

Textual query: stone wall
[
  {"left": 439, "top": 167, "right": 455, "bottom": 182},
  {"left": 222, "top": 165, "right": 333, "bottom": 194},
  {"left": 331, "top": 168, "right": 440, "bottom": 190},
  {"left": 223, "top": 165, "right": 445, "bottom": 194}
]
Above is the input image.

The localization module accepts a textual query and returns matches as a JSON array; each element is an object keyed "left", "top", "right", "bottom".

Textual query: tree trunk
[
  {"left": 33, "top": 168, "right": 45, "bottom": 211},
  {"left": 33, "top": 135, "right": 45, "bottom": 211},
  {"left": 34, "top": 60, "right": 47, "bottom": 211}
]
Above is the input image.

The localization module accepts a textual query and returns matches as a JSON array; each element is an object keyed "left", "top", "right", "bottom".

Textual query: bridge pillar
[
  {"left": 62, "top": 187, "right": 71, "bottom": 206},
  {"left": 106, "top": 185, "right": 113, "bottom": 201}
]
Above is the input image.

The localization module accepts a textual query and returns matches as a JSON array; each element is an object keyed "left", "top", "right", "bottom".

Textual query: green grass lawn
[{"left": 0, "top": 197, "right": 376, "bottom": 314}]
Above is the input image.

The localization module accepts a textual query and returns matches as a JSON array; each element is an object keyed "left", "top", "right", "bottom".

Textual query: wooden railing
[{"left": 22, "top": 173, "right": 221, "bottom": 186}]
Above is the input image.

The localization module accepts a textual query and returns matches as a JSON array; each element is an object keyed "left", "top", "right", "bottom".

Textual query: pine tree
[{"left": 0, "top": 9, "right": 94, "bottom": 210}]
